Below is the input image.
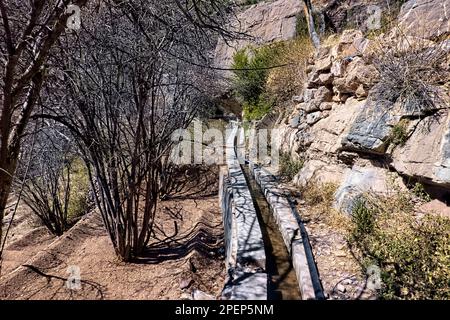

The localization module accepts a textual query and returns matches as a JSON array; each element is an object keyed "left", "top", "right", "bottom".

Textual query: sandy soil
[
  {"left": 0, "top": 166, "right": 226, "bottom": 300},
  {"left": 0, "top": 200, "right": 56, "bottom": 276}
]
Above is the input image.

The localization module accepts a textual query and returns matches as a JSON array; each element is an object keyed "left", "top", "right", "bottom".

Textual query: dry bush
[
  {"left": 266, "top": 36, "right": 314, "bottom": 102},
  {"left": 368, "top": 30, "right": 450, "bottom": 115},
  {"left": 303, "top": 181, "right": 337, "bottom": 207},
  {"left": 300, "top": 182, "right": 350, "bottom": 229}
]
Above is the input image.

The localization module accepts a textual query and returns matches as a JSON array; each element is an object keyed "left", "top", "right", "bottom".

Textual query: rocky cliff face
[
  {"left": 275, "top": 0, "right": 450, "bottom": 212},
  {"left": 214, "top": 0, "right": 302, "bottom": 70}
]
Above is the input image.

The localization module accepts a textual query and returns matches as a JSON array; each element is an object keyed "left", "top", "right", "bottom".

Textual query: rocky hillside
[
  {"left": 277, "top": 0, "right": 449, "bottom": 213},
  {"left": 215, "top": 0, "right": 450, "bottom": 207}
]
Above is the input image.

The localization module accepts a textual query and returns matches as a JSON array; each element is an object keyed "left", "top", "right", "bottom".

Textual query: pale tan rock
[
  {"left": 332, "top": 92, "right": 350, "bottom": 103},
  {"left": 304, "top": 101, "right": 320, "bottom": 113},
  {"left": 330, "top": 29, "right": 366, "bottom": 59},
  {"left": 318, "top": 73, "right": 334, "bottom": 85},
  {"left": 398, "top": 0, "right": 450, "bottom": 40},
  {"left": 331, "top": 60, "right": 346, "bottom": 77},
  {"left": 319, "top": 102, "right": 333, "bottom": 111},
  {"left": 293, "top": 160, "right": 347, "bottom": 187},
  {"left": 308, "top": 98, "right": 365, "bottom": 155},
  {"left": 340, "top": 29, "right": 364, "bottom": 45},
  {"left": 355, "top": 84, "right": 368, "bottom": 99},
  {"left": 391, "top": 110, "right": 450, "bottom": 186},
  {"left": 418, "top": 200, "right": 450, "bottom": 218},
  {"left": 315, "top": 56, "right": 332, "bottom": 72},
  {"left": 334, "top": 165, "right": 394, "bottom": 214},
  {"left": 304, "top": 88, "right": 317, "bottom": 102},
  {"left": 333, "top": 57, "right": 378, "bottom": 94},
  {"left": 314, "top": 86, "right": 333, "bottom": 103}
]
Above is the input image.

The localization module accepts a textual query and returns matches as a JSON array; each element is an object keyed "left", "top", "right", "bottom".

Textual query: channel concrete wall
[
  {"left": 249, "top": 162, "right": 324, "bottom": 300},
  {"left": 220, "top": 125, "right": 268, "bottom": 300}
]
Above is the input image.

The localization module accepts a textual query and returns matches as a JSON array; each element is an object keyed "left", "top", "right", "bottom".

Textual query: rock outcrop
[
  {"left": 278, "top": 1, "right": 450, "bottom": 209},
  {"left": 398, "top": 0, "right": 450, "bottom": 40},
  {"left": 214, "top": 0, "right": 302, "bottom": 70}
]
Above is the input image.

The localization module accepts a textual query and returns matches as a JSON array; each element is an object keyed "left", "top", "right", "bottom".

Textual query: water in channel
[{"left": 242, "top": 165, "right": 301, "bottom": 300}]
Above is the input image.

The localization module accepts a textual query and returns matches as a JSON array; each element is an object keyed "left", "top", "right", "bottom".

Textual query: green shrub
[
  {"left": 389, "top": 119, "right": 409, "bottom": 146},
  {"left": 242, "top": 97, "right": 273, "bottom": 121},
  {"left": 232, "top": 37, "right": 313, "bottom": 118},
  {"left": 232, "top": 45, "right": 287, "bottom": 120},
  {"left": 232, "top": 46, "right": 279, "bottom": 104},
  {"left": 350, "top": 197, "right": 376, "bottom": 240},
  {"left": 411, "top": 182, "right": 432, "bottom": 202},
  {"left": 348, "top": 193, "right": 450, "bottom": 299},
  {"left": 279, "top": 152, "right": 303, "bottom": 181}
]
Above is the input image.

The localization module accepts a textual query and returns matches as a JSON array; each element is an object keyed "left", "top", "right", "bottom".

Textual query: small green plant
[
  {"left": 350, "top": 197, "right": 376, "bottom": 240},
  {"left": 279, "top": 152, "right": 303, "bottom": 181},
  {"left": 411, "top": 182, "right": 432, "bottom": 202},
  {"left": 389, "top": 119, "right": 409, "bottom": 146}
]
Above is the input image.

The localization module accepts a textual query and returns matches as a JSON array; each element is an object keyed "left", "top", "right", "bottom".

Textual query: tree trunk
[
  {"left": 0, "top": 155, "right": 17, "bottom": 246},
  {"left": 303, "top": 0, "right": 321, "bottom": 49}
]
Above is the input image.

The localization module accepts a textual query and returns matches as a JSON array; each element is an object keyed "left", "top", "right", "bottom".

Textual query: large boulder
[
  {"left": 391, "top": 110, "right": 450, "bottom": 188},
  {"left": 341, "top": 90, "right": 400, "bottom": 154},
  {"left": 308, "top": 97, "right": 364, "bottom": 155},
  {"left": 293, "top": 160, "right": 347, "bottom": 188},
  {"left": 398, "top": 0, "right": 450, "bottom": 40},
  {"left": 334, "top": 165, "right": 393, "bottom": 215}
]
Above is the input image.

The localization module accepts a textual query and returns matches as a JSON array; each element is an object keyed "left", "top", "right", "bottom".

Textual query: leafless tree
[
  {"left": 36, "top": 1, "right": 232, "bottom": 261},
  {"left": 0, "top": 0, "right": 89, "bottom": 255},
  {"left": 18, "top": 125, "right": 76, "bottom": 236},
  {"left": 1, "top": 0, "right": 236, "bottom": 261}
]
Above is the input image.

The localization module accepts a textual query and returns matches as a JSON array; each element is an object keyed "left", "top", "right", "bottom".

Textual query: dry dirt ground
[
  {"left": 282, "top": 183, "right": 376, "bottom": 300},
  {"left": 0, "top": 166, "right": 226, "bottom": 300},
  {"left": 297, "top": 205, "right": 376, "bottom": 300}
]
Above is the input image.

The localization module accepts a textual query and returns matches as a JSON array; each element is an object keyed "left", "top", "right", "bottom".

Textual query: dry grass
[
  {"left": 366, "top": 28, "right": 450, "bottom": 115},
  {"left": 266, "top": 36, "right": 314, "bottom": 102},
  {"left": 301, "top": 182, "right": 351, "bottom": 230}
]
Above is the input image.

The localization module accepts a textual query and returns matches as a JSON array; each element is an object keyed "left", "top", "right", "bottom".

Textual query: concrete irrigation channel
[{"left": 220, "top": 123, "right": 324, "bottom": 300}]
